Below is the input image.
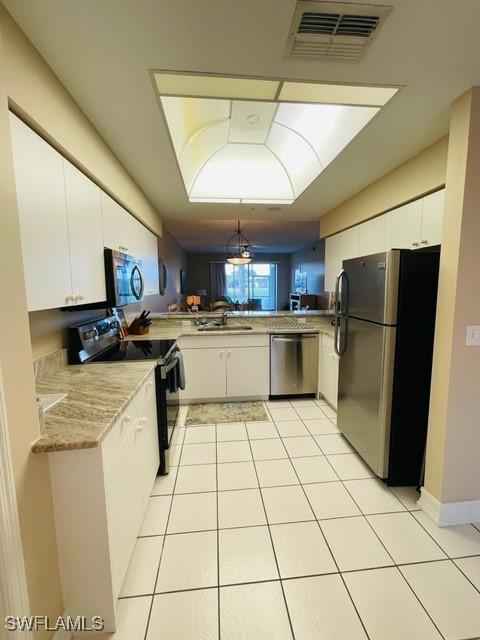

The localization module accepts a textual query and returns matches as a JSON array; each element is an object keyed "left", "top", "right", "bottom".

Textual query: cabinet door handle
[
  {"left": 412, "top": 241, "right": 420, "bottom": 247},
  {"left": 220, "top": 351, "right": 224, "bottom": 358},
  {"left": 227, "top": 350, "right": 232, "bottom": 357},
  {"left": 65, "top": 294, "right": 74, "bottom": 304},
  {"left": 146, "top": 381, "right": 154, "bottom": 392},
  {"left": 420, "top": 239, "right": 429, "bottom": 245},
  {"left": 122, "top": 414, "right": 131, "bottom": 423}
]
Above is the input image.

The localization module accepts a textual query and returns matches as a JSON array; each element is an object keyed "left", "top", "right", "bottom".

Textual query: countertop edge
[{"left": 32, "top": 361, "right": 156, "bottom": 454}]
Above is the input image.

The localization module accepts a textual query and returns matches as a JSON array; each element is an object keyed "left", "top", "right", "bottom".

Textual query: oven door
[
  {"left": 164, "top": 357, "right": 180, "bottom": 448},
  {"left": 156, "top": 350, "right": 180, "bottom": 475},
  {"left": 110, "top": 249, "right": 144, "bottom": 306}
]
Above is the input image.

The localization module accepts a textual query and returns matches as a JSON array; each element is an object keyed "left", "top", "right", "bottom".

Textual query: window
[{"left": 225, "top": 263, "right": 277, "bottom": 310}]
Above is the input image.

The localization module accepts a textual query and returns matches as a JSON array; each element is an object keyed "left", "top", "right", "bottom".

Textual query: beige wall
[
  {"left": 320, "top": 136, "right": 448, "bottom": 237},
  {"left": 0, "top": 84, "right": 62, "bottom": 640},
  {"left": 0, "top": 4, "right": 165, "bottom": 635},
  {"left": 1, "top": 3, "right": 162, "bottom": 236},
  {"left": 424, "top": 87, "right": 480, "bottom": 504}
]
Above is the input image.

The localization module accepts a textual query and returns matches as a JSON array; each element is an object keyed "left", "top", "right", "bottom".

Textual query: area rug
[{"left": 185, "top": 401, "right": 267, "bottom": 425}]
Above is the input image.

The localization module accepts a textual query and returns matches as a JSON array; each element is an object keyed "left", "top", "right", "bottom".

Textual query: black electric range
[{"left": 68, "top": 315, "right": 182, "bottom": 475}]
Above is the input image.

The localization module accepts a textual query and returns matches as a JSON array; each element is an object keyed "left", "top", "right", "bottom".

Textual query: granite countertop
[
  {"left": 33, "top": 360, "right": 156, "bottom": 454},
  {"left": 126, "top": 316, "right": 335, "bottom": 341}
]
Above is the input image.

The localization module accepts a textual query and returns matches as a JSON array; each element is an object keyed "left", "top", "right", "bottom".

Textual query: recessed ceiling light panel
[{"left": 155, "top": 73, "right": 397, "bottom": 204}]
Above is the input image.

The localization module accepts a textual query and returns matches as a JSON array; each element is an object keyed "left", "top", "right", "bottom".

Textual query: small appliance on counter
[{"left": 67, "top": 314, "right": 184, "bottom": 475}]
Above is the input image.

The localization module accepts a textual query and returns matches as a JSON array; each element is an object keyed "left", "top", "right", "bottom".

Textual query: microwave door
[{"left": 130, "top": 264, "right": 144, "bottom": 301}]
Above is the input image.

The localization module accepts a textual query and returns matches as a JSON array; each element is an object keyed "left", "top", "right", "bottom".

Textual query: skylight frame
[{"left": 151, "top": 70, "right": 400, "bottom": 205}]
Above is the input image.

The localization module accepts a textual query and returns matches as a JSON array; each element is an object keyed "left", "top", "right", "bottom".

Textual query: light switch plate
[{"left": 466, "top": 325, "right": 480, "bottom": 346}]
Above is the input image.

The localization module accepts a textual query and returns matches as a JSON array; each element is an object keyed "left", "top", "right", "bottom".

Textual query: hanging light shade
[{"left": 226, "top": 221, "right": 253, "bottom": 264}]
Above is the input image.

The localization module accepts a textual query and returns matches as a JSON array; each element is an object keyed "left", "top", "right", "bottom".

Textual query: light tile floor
[{"left": 115, "top": 399, "right": 480, "bottom": 640}]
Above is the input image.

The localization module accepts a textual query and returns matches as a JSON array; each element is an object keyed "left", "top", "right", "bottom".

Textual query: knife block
[{"left": 128, "top": 318, "right": 149, "bottom": 335}]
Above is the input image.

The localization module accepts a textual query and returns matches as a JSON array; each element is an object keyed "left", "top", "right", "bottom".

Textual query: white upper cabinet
[
  {"left": 420, "top": 189, "right": 444, "bottom": 247},
  {"left": 385, "top": 200, "right": 423, "bottom": 250},
  {"left": 101, "top": 192, "right": 159, "bottom": 296},
  {"left": 324, "top": 226, "right": 359, "bottom": 292},
  {"left": 10, "top": 113, "right": 158, "bottom": 311},
  {"left": 324, "top": 189, "right": 444, "bottom": 293},
  {"left": 9, "top": 113, "right": 72, "bottom": 311},
  {"left": 141, "top": 231, "right": 159, "bottom": 296},
  {"left": 358, "top": 215, "right": 386, "bottom": 257},
  {"left": 101, "top": 192, "right": 135, "bottom": 254},
  {"left": 64, "top": 162, "right": 106, "bottom": 305}
]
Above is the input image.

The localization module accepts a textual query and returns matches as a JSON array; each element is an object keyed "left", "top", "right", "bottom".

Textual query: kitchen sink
[{"left": 197, "top": 325, "right": 253, "bottom": 332}]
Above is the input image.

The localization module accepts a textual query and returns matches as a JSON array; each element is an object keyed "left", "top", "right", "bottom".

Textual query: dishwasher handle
[{"left": 271, "top": 335, "right": 318, "bottom": 342}]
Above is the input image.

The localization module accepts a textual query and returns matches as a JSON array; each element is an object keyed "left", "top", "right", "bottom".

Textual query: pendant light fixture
[{"left": 226, "top": 220, "right": 253, "bottom": 265}]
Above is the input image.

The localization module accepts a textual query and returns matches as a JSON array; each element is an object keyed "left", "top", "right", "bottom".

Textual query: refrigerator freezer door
[
  {"left": 337, "top": 318, "right": 396, "bottom": 478},
  {"left": 343, "top": 250, "right": 401, "bottom": 325}
]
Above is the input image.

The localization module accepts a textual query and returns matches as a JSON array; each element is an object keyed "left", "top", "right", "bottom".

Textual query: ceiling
[
  {"left": 4, "top": 0, "right": 480, "bottom": 225},
  {"left": 165, "top": 219, "right": 321, "bottom": 253}
]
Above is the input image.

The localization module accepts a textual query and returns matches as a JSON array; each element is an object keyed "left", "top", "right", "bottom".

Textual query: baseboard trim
[{"left": 419, "top": 487, "right": 480, "bottom": 526}]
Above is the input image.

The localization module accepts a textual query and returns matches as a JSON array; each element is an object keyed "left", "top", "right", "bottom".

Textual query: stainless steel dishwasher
[{"left": 270, "top": 333, "right": 319, "bottom": 397}]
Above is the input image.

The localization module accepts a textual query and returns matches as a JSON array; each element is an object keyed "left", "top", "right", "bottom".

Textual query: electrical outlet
[{"left": 466, "top": 325, "right": 480, "bottom": 346}]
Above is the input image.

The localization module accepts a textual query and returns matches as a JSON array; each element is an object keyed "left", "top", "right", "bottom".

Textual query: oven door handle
[{"left": 161, "top": 355, "right": 178, "bottom": 379}]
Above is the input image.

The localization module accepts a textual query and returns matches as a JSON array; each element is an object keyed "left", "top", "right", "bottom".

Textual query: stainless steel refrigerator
[{"left": 334, "top": 249, "right": 439, "bottom": 485}]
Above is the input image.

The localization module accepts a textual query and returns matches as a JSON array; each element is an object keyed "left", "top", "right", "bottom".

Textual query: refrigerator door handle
[
  {"left": 334, "top": 270, "right": 349, "bottom": 358},
  {"left": 334, "top": 270, "right": 343, "bottom": 317},
  {"left": 334, "top": 314, "right": 349, "bottom": 358}
]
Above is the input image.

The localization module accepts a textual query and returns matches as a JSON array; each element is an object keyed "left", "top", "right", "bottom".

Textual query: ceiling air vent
[{"left": 287, "top": 1, "right": 392, "bottom": 62}]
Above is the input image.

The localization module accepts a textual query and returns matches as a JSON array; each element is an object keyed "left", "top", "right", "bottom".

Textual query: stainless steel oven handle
[{"left": 161, "top": 356, "right": 178, "bottom": 379}]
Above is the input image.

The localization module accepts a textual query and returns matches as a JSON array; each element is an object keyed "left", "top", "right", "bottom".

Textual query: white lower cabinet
[
  {"left": 226, "top": 346, "right": 270, "bottom": 397},
  {"left": 319, "top": 333, "right": 339, "bottom": 409},
  {"left": 179, "top": 335, "right": 269, "bottom": 401},
  {"left": 180, "top": 348, "right": 227, "bottom": 399},
  {"left": 48, "top": 371, "right": 158, "bottom": 633}
]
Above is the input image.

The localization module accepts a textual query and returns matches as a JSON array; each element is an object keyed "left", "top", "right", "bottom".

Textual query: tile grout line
[
  {"left": 317, "top": 421, "right": 449, "bottom": 640},
  {"left": 118, "top": 556, "right": 480, "bottom": 601},
  {"left": 141, "top": 415, "right": 186, "bottom": 639},
  {"left": 335, "top": 474, "right": 448, "bottom": 639},
  {"left": 141, "top": 401, "right": 480, "bottom": 638},
  {"left": 246, "top": 407, "right": 297, "bottom": 640},
  {"left": 263, "top": 401, "right": 373, "bottom": 640},
  {"left": 215, "top": 423, "right": 221, "bottom": 640}
]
